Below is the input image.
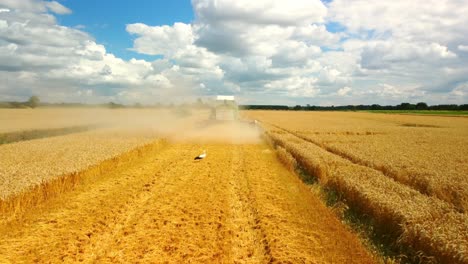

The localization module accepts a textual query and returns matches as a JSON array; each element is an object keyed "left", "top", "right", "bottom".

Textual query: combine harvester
[
  {"left": 210, "top": 95, "right": 239, "bottom": 121},
  {"left": 209, "top": 95, "right": 259, "bottom": 129}
]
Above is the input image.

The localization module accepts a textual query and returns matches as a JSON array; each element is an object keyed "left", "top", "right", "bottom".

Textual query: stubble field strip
[
  {"left": 261, "top": 124, "right": 467, "bottom": 263},
  {"left": 0, "top": 142, "right": 375, "bottom": 263}
]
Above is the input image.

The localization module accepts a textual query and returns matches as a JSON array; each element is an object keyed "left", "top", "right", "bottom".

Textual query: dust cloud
[
  {"left": 171, "top": 120, "right": 262, "bottom": 144},
  {"left": 1, "top": 107, "right": 262, "bottom": 144},
  {"left": 104, "top": 108, "right": 263, "bottom": 144}
]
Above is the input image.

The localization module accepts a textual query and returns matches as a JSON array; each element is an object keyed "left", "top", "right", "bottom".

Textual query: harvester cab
[{"left": 210, "top": 95, "right": 239, "bottom": 121}]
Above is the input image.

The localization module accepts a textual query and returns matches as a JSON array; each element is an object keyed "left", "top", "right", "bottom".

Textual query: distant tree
[
  {"left": 415, "top": 102, "right": 428, "bottom": 110},
  {"left": 371, "top": 104, "right": 381, "bottom": 110},
  {"left": 27, "top": 96, "right": 40, "bottom": 108},
  {"left": 398, "top": 102, "right": 416, "bottom": 110},
  {"left": 460, "top": 104, "right": 468, "bottom": 110},
  {"left": 238, "top": 103, "right": 467, "bottom": 112},
  {"left": 293, "top": 105, "right": 302, "bottom": 111}
]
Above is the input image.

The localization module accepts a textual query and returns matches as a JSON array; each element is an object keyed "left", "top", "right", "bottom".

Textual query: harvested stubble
[
  {"left": 265, "top": 129, "right": 468, "bottom": 263},
  {"left": 244, "top": 111, "right": 468, "bottom": 212},
  {"left": 0, "top": 142, "right": 375, "bottom": 263},
  {"left": 0, "top": 128, "right": 161, "bottom": 216}
]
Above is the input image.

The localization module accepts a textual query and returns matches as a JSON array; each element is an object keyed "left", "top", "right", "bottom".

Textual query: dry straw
[{"left": 265, "top": 129, "right": 467, "bottom": 263}]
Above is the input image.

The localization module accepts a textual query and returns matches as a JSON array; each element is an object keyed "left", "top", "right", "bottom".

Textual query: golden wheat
[
  {"left": 0, "top": 108, "right": 181, "bottom": 133},
  {"left": 266, "top": 129, "right": 467, "bottom": 263},
  {"left": 0, "top": 141, "right": 375, "bottom": 263},
  {"left": 275, "top": 145, "right": 297, "bottom": 172},
  {"left": 0, "top": 128, "right": 160, "bottom": 200},
  {"left": 0, "top": 108, "right": 99, "bottom": 133},
  {"left": 245, "top": 111, "right": 468, "bottom": 211},
  {"left": 243, "top": 111, "right": 468, "bottom": 263}
]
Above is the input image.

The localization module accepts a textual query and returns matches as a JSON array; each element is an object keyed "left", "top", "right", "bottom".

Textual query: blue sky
[
  {"left": 57, "top": 0, "right": 348, "bottom": 60},
  {"left": 0, "top": 0, "right": 467, "bottom": 105},
  {"left": 58, "top": 0, "right": 194, "bottom": 60}
]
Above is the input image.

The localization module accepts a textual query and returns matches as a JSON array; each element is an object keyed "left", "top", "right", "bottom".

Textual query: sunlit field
[
  {"left": 244, "top": 110, "right": 468, "bottom": 263},
  {"left": 1, "top": 108, "right": 466, "bottom": 263},
  {"left": 0, "top": 108, "right": 374, "bottom": 263},
  {"left": 1, "top": 0, "right": 468, "bottom": 262}
]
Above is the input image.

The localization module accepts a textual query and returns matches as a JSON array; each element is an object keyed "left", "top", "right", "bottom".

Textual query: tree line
[
  {"left": 1, "top": 96, "right": 467, "bottom": 111},
  {"left": 240, "top": 102, "right": 468, "bottom": 111}
]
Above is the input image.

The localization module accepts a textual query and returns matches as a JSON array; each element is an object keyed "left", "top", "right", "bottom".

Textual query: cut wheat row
[
  {"left": 266, "top": 129, "right": 467, "bottom": 264},
  {"left": 285, "top": 126, "right": 468, "bottom": 213},
  {"left": 243, "top": 111, "right": 468, "bottom": 212}
]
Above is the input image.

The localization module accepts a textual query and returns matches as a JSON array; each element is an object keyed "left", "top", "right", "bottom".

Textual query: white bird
[{"left": 194, "top": 150, "right": 207, "bottom": 160}]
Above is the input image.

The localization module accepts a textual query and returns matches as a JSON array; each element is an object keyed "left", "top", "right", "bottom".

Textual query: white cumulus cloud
[
  {"left": 126, "top": 22, "right": 193, "bottom": 57},
  {"left": 1, "top": 0, "right": 468, "bottom": 105}
]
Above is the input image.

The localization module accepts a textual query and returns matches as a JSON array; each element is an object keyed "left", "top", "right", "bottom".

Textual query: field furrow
[
  {"left": 223, "top": 145, "right": 270, "bottom": 263},
  {"left": 241, "top": 144, "right": 375, "bottom": 263}
]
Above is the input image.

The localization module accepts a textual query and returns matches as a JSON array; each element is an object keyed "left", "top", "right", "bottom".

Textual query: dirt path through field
[{"left": 0, "top": 142, "right": 374, "bottom": 263}]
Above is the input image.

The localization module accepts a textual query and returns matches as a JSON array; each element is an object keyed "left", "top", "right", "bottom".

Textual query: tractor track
[{"left": 224, "top": 145, "right": 272, "bottom": 263}]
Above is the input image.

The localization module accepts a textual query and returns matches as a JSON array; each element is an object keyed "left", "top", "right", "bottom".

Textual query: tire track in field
[
  {"left": 0, "top": 140, "right": 375, "bottom": 263},
  {"left": 77, "top": 144, "right": 203, "bottom": 262},
  {"left": 0, "top": 142, "right": 182, "bottom": 262},
  {"left": 223, "top": 145, "right": 271, "bottom": 263},
  {"left": 241, "top": 143, "right": 375, "bottom": 263},
  {"left": 94, "top": 143, "right": 232, "bottom": 263},
  {"left": 95, "top": 143, "right": 273, "bottom": 263},
  {"left": 0, "top": 143, "right": 269, "bottom": 263}
]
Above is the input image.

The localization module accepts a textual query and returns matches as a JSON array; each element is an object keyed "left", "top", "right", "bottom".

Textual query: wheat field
[
  {"left": 0, "top": 129, "right": 161, "bottom": 200},
  {"left": 0, "top": 108, "right": 179, "bottom": 133},
  {"left": 244, "top": 110, "right": 468, "bottom": 263},
  {"left": 2, "top": 108, "right": 466, "bottom": 263},
  {"left": 0, "top": 108, "right": 375, "bottom": 263}
]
